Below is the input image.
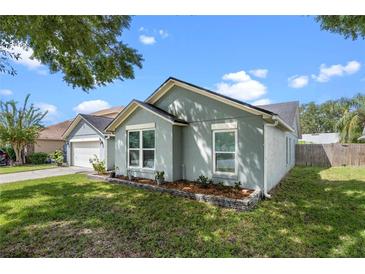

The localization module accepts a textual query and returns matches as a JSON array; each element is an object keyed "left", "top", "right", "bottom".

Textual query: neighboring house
[
  {"left": 300, "top": 133, "right": 340, "bottom": 144},
  {"left": 31, "top": 107, "right": 123, "bottom": 155},
  {"left": 105, "top": 77, "right": 300, "bottom": 194},
  {"left": 62, "top": 114, "right": 116, "bottom": 169},
  {"left": 33, "top": 120, "right": 72, "bottom": 153}
]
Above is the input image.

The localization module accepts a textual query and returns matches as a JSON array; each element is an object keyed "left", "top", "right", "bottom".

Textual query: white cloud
[
  {"left": 222, "top": 71, "right": 251, "bottom": 82},
  {"left": 216, "top": 70, "right": 267, "bottom": 101},
  {"left": 12, "top": 46, "right": 43, "bottom": 70},
  {"left": 73, "top": 100, "right": 111, "bottom": 114},
  {"left": 36, "top": 102, "right": 58, "bottom": 115},
  {"left": 138, "top": 27, "right": 145, "bottom": 32},
  {"left": 288, "top": 75, "right": 309, "bottom": 88},
  {"left": 139, "top": 35, "right": 156, "bottom": 45},
  {"left": 249, "top": 69, "right": 268, "bottom": 78},
  {"left": 159, "top": 29, "right": 169, "bottom": 38},
  {"left": 312, "top": 60, "right": 361, "bottom": 83},
  {"left": 36, "top": 102, "right": 59, "bottom": 122},
  {"left": 0, "top": 89, "right": 13, "bottom": 96},
  {"left": 251, "top": 98, "right": 272, "bottom": 105}
]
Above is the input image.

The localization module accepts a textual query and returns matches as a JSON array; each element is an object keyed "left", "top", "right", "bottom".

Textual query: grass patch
[
  {"left": 0, "top": 164, "right": 57, "bottom": 174},
  {"left": 0, "top": 166, "right": 364, "bottom": 257}
]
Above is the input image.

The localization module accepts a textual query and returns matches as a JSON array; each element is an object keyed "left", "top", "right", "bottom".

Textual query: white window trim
[
  {"left": 212, "top": 129, "right": 237, "bottom": 176},
  {"left": 126, "top": 122, "right": 155, "bottom": 131},
  {"left": 127, "top": 128, "right": 156, "bottom": 170},
  {"left": 211, "top": 121, "right": 237, "bottom": 130}
]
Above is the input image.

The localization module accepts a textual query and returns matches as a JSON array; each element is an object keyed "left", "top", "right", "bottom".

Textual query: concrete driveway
[{"left": 0, "top": 166, "right": 92, "bottom": 184}]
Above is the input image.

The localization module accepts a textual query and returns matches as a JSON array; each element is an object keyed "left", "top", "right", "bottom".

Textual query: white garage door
[{"left": 72, "top": 141, "right": 101, "bottom": 168}]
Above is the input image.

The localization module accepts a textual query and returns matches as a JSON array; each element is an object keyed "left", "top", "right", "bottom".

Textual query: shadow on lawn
[{"left": 0, "top": 167, "right": 364, "bottom": 258}]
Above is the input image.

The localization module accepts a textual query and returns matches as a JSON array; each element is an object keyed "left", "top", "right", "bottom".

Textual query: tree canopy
[
  {"left": 315, "top": 16, "right": 365, "bottom": 40},
  {"left": 0, "top": 94, "right": 47, "bottom": 164},
  {"left": 300, "top": 94, "right": 365, "bottom": 143},
  {"left": 336, "top": 95, "right": 365, "bottom": 143},
  {"left": 0, "top": 16, "right": 143, "bottom": 91}
]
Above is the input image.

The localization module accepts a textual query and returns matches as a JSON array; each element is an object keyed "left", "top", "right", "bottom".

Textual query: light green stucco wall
[
  {"left": 172, "top": 125, "right": 183, "bottom": 181},
  {"left": 114, "top": 107, "right": 175, "bottom": 181},
  {"left": 155, "top": 86, "right": 265, "bottom": 190},
  {"left": 106, "top": 138, "right": 115, "bottom": 170}
]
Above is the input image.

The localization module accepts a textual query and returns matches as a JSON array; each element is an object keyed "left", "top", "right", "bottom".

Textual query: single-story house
[
  {"left": 31, "top": 120, "right": 72, "bottom": 154},
  {"left": 30, "top": 106, "right": 123, "bottom": 155},
  {"left": 105, "top": 77, "right": 301, "bottom": 195},
  {"left": 62, "top": 114, "right": 116, "bottom": 169},
  {"left": 300, "top": 133, "right": 340, "bottom": 144}
]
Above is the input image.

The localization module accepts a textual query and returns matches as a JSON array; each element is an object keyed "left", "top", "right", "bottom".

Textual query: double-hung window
[
  {"left": 128, "top": 129, "right": 155, "bottom": 169},
  {"left": 213, "top": 130, "right": 237, "bottom": 174}
]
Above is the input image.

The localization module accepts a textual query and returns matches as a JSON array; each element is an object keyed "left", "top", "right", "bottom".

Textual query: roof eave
[
  {"left": 62, "top": 114, "right": 107, "bottom": 140},
  {"left": 105, "top": 100, "right": 188, "bottom": 132}
]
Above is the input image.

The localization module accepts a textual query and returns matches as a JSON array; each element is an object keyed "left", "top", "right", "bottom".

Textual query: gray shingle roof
[
  {"left": 134, "top": 100, "right": 189, "bottom": 124},
  {"left": 80, "top": 114, "right": 114, "bottom": 134},
  {"left": 258, "top": 101, "right": 299, "bottom": 129}
]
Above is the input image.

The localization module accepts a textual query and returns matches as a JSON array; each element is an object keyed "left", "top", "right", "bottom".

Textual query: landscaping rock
[{"left": 88, "top": 174, "right": 262, "bottom": 211}]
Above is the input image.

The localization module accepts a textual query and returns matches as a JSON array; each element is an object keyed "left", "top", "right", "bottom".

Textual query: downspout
[{"left": 263, "top": 116, "right": 279, "bottom": 199}]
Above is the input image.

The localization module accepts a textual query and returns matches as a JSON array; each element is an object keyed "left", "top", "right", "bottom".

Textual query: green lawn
[
  {"left": 0, "top": 164, "right": 57, "bottom": 174},
  {"left": 0, "top": 166, "right": 364, "bottom": 257}
]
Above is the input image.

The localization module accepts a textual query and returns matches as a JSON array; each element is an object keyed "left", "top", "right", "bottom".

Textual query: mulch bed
[{"left": 114, "top": 175, "right": 253, "bottom": 199}]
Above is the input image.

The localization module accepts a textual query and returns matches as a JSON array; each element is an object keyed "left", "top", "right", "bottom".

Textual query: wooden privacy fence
[{"left": 296, "top": 144, "right": 365, "bottom": 167}]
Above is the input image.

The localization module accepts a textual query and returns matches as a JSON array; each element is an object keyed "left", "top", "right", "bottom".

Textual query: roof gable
[
  {"left": 38, "top": 120, "right": 72, "bottom": 140},
  {"left": 62, "top": 114, "right": 113, "bottom": 139},
  {"left": 258, "top": 101, "right": 299, "bottom": 128},
  {"left": 146, "top": 77, "right": 275, "bottom": 118},
  {"left": 105, "top": 100, "right": 188, "bottom": 132},
  {"left": 144, "top": 77, "right": 294, "bottom": 132}
]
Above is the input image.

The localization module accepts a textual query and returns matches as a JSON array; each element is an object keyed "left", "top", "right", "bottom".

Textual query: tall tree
[
  {"left": 0, "top": 16, "right": 143, "bottom": 91},
  {"left": 0, "top": 94, "right": 47, "bottom": 164},
  {"left": 300, "top": 102, "right": 321, "bottom": 133},
  {"left": 336, "top": 94, "right": 365, "bottom": 143},
  {"left": 300, "top": 94, "right": 362, "bottom": 135},
  {"left": 315, "top": 16, "right": 365, "bottom": 40}
]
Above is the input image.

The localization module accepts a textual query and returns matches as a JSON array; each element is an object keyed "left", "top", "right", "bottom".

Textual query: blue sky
[{"left": 0, "top": 16, "right": 364, "bottom": 125}]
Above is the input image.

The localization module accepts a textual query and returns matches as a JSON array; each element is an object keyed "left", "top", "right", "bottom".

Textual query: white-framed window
[
  {"left": 127, "top": 129, "right": 155, "bottom": 169},
  {"left": 213, "top": 129, "right": 237, "bottom": 175}
]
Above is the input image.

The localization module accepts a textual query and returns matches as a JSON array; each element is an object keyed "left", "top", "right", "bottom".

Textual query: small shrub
[
  {"left": 234, "top": 181, "right": 242, "bottom": 190},
  {"left": 155, "top": 171, "right": 165, "bottom": 184},
  {"left": 109, "top": 165, "right": 116, "bottom": 178},
  {"left": 217, "top": 181, "right": 225, "bottom": 188},
  {"left": 89, "top": 155, "right": 106, "bottom": 174},
  {"left": 197, "top": 175, "right": 210, "bottom": 188},
  {"left": 27, "top": 152, "right": 49, "bottom": 165},
  {"left": 50, "top": 150, "right": 64, "bottom": 166}
]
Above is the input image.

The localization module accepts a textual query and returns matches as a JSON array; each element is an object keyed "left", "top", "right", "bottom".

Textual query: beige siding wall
[{"left": 34, "top": 140, "right": 65, "bottom": 153}]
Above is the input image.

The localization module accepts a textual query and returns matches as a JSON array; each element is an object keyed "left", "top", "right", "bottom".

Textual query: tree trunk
[{"left": 13, "top": 144, "right": 23, "bottom": 165}]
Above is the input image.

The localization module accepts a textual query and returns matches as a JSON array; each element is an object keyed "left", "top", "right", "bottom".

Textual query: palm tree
[
  {"left": 0, "top": 94, "right": 47, "bottom": 164},
  {"left": 336, "top": 94, "right": 365, "bottom": 143}
]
